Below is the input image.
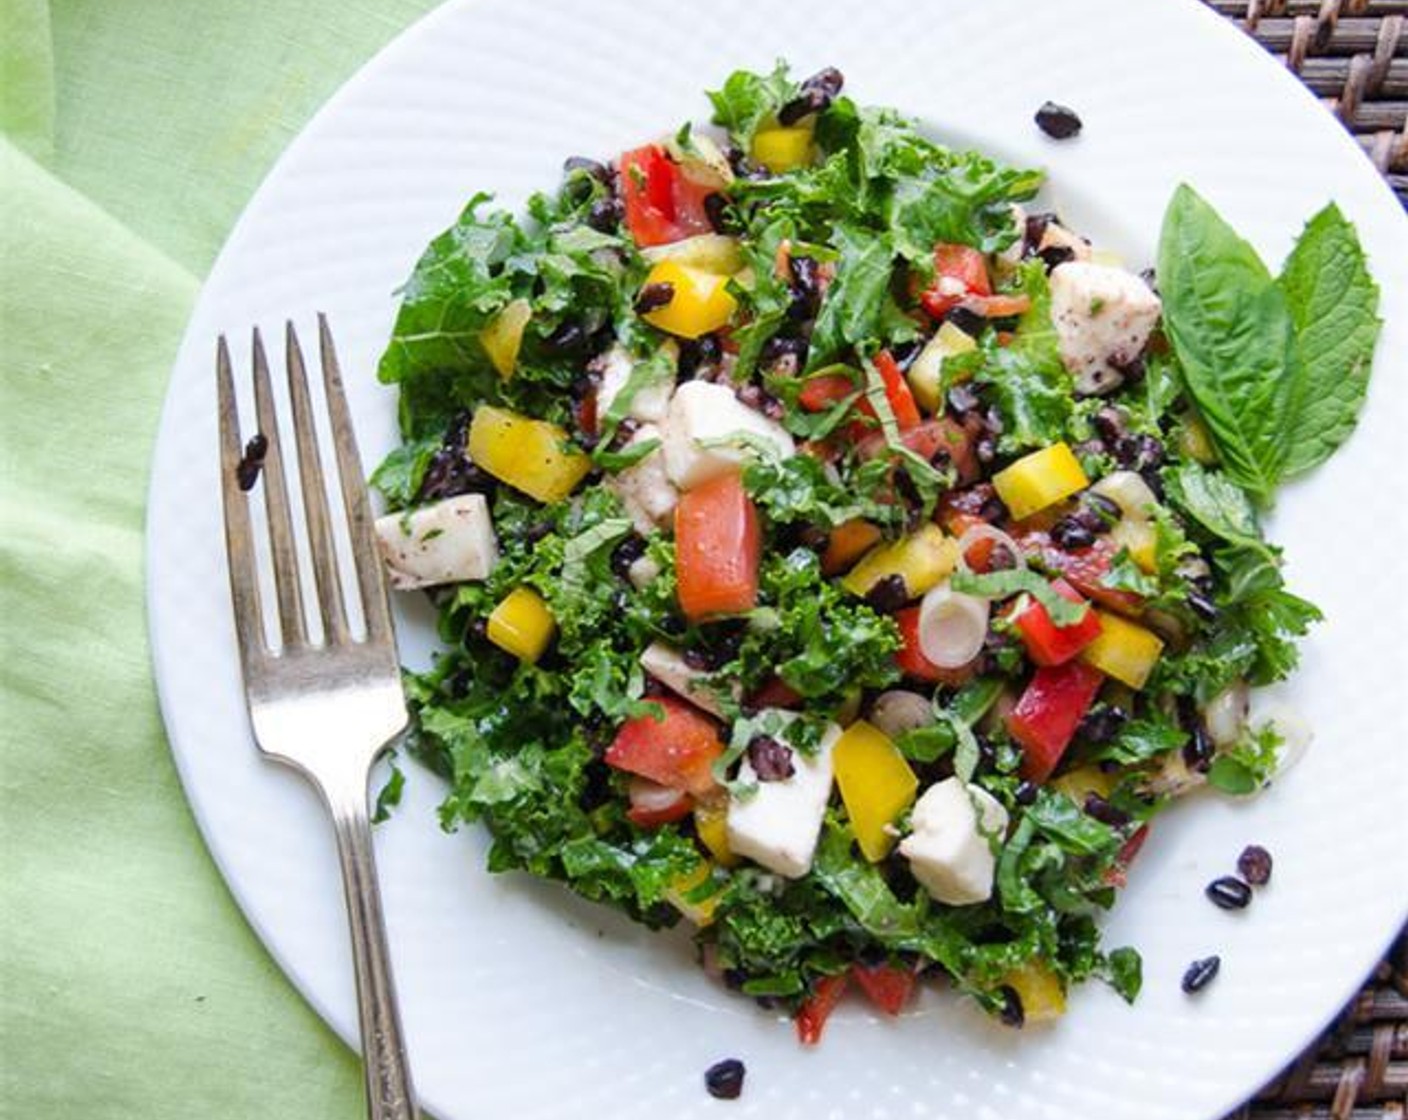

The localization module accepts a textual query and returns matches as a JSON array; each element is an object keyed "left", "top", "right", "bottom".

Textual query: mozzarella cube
[
  {"left": 374, "top": 493, "right": 498, "bottom": 590},
  {"left": 594, "top": 343, "right": 674, "bottom": 424},
  {"left": 661, "top": 380, "right": 795, "bottom": 490},
  {"left": 607, "top": 423, "right": 677, "bottom": 534},
  {"left": 639, "top": 641, "right": 731, "bottom": 718},
  {"left": 1049, "top": 262, "right": 1161, "bottom": 396},
  {"left": 1038, "top": 220, "right": 1093, "bottom": 263},
  {"left": 726, "top": 713, "right": 840, "bottom": 879},
  {"left": 899, "top": 778, "right": 1009, "bottom": 906}
]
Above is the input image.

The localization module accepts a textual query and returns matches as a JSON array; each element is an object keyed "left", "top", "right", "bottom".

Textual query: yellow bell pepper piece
[
  {"left": 841, "top": 524, "right": 957, "bottom": 601},
  {"left": 1049, "top": 765, "right": 1115, "bottom": 805},
  {"left": 640, "top": 259, "right": 738, "bottom": 340},
  {"left": 750, "top": 124, "right": 814, "bottom": 173},
  {"left": 1109, "top": 517, "right": 1157, "bottom": 573},
  {"left": 1082, "top": 610, "right": 1164, "bottom": 690},
  {"left": 992, "top": 443, "right": 1090, "bottom": 521},
  {"left": 1000, "top": 961, "right": 1067, "bottom": 1025},
  {"left": 479, "top": 298, "right": 531, "bottom": 380},
  {"left": 832, "top": 720, "right": 918, "bottom": 862},
  {"left": 468, "top": 405, "right": 590, "bottom": 504},
  {"left": 692, "top": 798, "right": 738, "bottom": 868},
  {"left": 664, "top": 861, "right": 720, "bottom": 926},
  {"left": 487, "top": 587, "right": 556, "bottom": 664},
  {"left": 906, "top": 321, "right": 977, "bottom": 414}
]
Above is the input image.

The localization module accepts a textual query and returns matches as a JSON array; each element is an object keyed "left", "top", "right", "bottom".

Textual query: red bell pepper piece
[
  {"left": 851, "top": 962, "right": 916, "bottom": 1016},
  {"left": 1007, "top": 661, "right": 1105, "bottom": 783},
  {"left": 871, "top": 350, "right": 921, "bottom": 430},
  {"left": 919, "top": 244, "right": 991, "bottom": 319},
  {"left": 894, "top": 606, "right": 978, "bottom": 686},
  {"left": 796, "top": 973, "right": 848, "bottom": 1045},
  {"left": 674, "top": 470, "right": 761, "bottom": 621},
  {"left": 1012, "top": 579, "right": 1102, "bottom": 666},
  {"left": 605, "top": 696, "right": 724, "bottom": 797}
]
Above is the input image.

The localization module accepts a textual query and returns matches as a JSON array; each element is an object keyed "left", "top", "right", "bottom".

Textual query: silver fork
[{"left": 217, "top": 317, "right": 417, "bottom": 1120}]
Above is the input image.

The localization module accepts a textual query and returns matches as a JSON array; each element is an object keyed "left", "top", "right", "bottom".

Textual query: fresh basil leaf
[
  {"left": 1103, "top": 946, "right": 1143, "bottom": 1003},
  {"left": 592, "top": 437, "right": 661, "bottom": 472},
  {"left": 894, "top": 722, "right": 957, "bottom": 763},
  {"left": 1166, "top": 462, "right": 1273, "bottom": 561},
  {"left": 951, "top": 568, "right": 1089, "bottom": 627},
  {"left": 1275, "top": 203, "right": 1382, "bottom": 478},
  {"left": 1157, "top": 185, "right": 1295, "bottom": 504}
]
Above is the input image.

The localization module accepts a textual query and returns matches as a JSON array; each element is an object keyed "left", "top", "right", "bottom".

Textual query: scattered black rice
[
  {"left": 1205, "top": 875, "right": 1253, "bottom": 911},
  {"left": 1181, "top": 956, "right": 1221, "bottom": 994},
  {"left": 1237, "top": 845, "right": 1274, "bottom": 887},
  {"left": 1035, "top": 101, "right": 1083, "bottom": 140},
  {"left": 704, "top": 1058, "right": 746, "bottom": 1101},
  {"left": 235, "top": 432, "right": 268, "bottom": 492}
]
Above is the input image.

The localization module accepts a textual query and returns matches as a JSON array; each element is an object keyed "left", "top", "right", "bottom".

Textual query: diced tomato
[
  {"left": 872, "top": 350, "right": 922, "bottom": 430},
  {"left": 618, "top": 144, "right": 713, "bottom": 248},
  {"left": 797, "top": 373, "right": 858, "bottom": 412},
  {"left": 625, "top": 777, "right": 693, "bottom": 828},
  {"left": 1011, "top": 579, "right": 1102, "bottom": 666},
  {"left": 850, "top": 962, "right": 916, "bottom": 1016},
  {"left": 675, "top": 470, "right": 760, "bottom": 621},
  {"left": 796, "top": 974, "right": 848, "bottom": 1045},
  {"left": 1007, "top": 661, "right": 1105, "bottom": 783},
  {"left": 605, "top": 695, "right": 724, "bottom": 797},
  {"left": 1018, "top": 532, "right": 1144, "bottom": 615},
  {"left": 894, "top": 605, "right": 979, "bottom": 685},
  {"left": 1104, "top": 825, "right": 1151, "bottom": 889},
  {"left": 919, "top": 244, "right": 991, "bottom": 319},
  {"left": 860, "top": 417, "right": 979, "bottom": 485},
  {"left": 747, "top": 677, "right": 804, "bottom": 711}
]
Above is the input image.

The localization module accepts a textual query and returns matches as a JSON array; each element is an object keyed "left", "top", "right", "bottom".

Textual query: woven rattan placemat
[
  {"left": 1204, "top": 3, "right": 1408, "bottom": 1117},
  {"left": 1208, "top": 0, "right": 1407, "bottom": 205}
]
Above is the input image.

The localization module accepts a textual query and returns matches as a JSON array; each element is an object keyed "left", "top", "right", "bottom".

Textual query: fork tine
[
  {"left": 285, "top": 322, "right": 350, "bottom": 646},
  {"left": 251, "top": 326, "right": 308, "bottom": 649},
  {"left": 217, "top": 336, "right": 266, "bottom": 667},
  {"left": 317, "top": 313, "right": 393, "bottom": 644}
]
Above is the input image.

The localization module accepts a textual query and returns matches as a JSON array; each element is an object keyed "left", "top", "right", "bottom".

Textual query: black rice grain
[
  {"left": 1181, "top": 956, "right": 1221, "bottom": 994},
  {"left": 1205, "top": 876, "right": 1253, "bottom": 911},
  {"left": 235, "top": 433, "right": 268, "bottom": 492},
  {"left": 1237, "top": 845, "right": 1274, "bottom": 887},
  {"left": 1035, "top": 101, "right": 1083, "bottom": 140},
  {"left": 704, "top": 1058, "right": 746, "bottom": 1101}
]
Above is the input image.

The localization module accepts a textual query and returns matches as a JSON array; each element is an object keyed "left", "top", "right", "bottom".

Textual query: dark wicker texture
[
  {"left": 1208, "top": 0, "right": 1408, "bottom": 205},
  {"left": 1221, "top": 927, "right": 1408, "bottom": 1118}
]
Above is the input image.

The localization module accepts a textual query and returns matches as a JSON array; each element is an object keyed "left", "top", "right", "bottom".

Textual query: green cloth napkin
[{"left": 1, "top": 2, "right": 439, "bottom": 1115}]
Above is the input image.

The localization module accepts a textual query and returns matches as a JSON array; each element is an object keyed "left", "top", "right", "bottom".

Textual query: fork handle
[{"left": 324, "top": 772, "right": 418, "bottom": 1120}]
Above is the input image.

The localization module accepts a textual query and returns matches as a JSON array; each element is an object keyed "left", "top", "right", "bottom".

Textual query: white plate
[{"left": 147, "top": 1, "right": 1408, "bottom": 1117}]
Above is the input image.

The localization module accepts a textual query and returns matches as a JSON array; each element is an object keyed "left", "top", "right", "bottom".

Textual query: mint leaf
[
  {"left": 1166, "top": 462, "right": 1273, "bottom": 559},
  {"left": 1157, "top": 185, "right": 1295, "bottom": 505},
  {"left": 1276, "top": 203, "right": 1382, "bottom": 478}
]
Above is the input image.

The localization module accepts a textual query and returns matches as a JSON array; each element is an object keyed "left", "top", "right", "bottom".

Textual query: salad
[{"left": 370, "top": 64, "right": 1380, "bottom": 1037}]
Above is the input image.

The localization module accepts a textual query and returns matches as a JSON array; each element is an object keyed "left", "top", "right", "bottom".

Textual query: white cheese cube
[
  {"left": 639, "top": 641, "right": 732, "bottom": 718},
  {"left": 726, "top": 713, "right": 840, "bottom": 879},
  {"left": 1049, "top": 262, "right": 1162, "bottom": 396},
  {"left": 899, "top": 778, "right": 1009, "bottom": 906},
  {"left": 374, "top": 493, "right": 498, "bottom": 590},
  {"left": 594, "top": 343, "right": 674, "bottom": 424},
  {"left": 607, "top": 423, "right": 677, "bottom": 534},
  {"left": 661, "top": 380, "right": 795, "bottom": 490}
]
